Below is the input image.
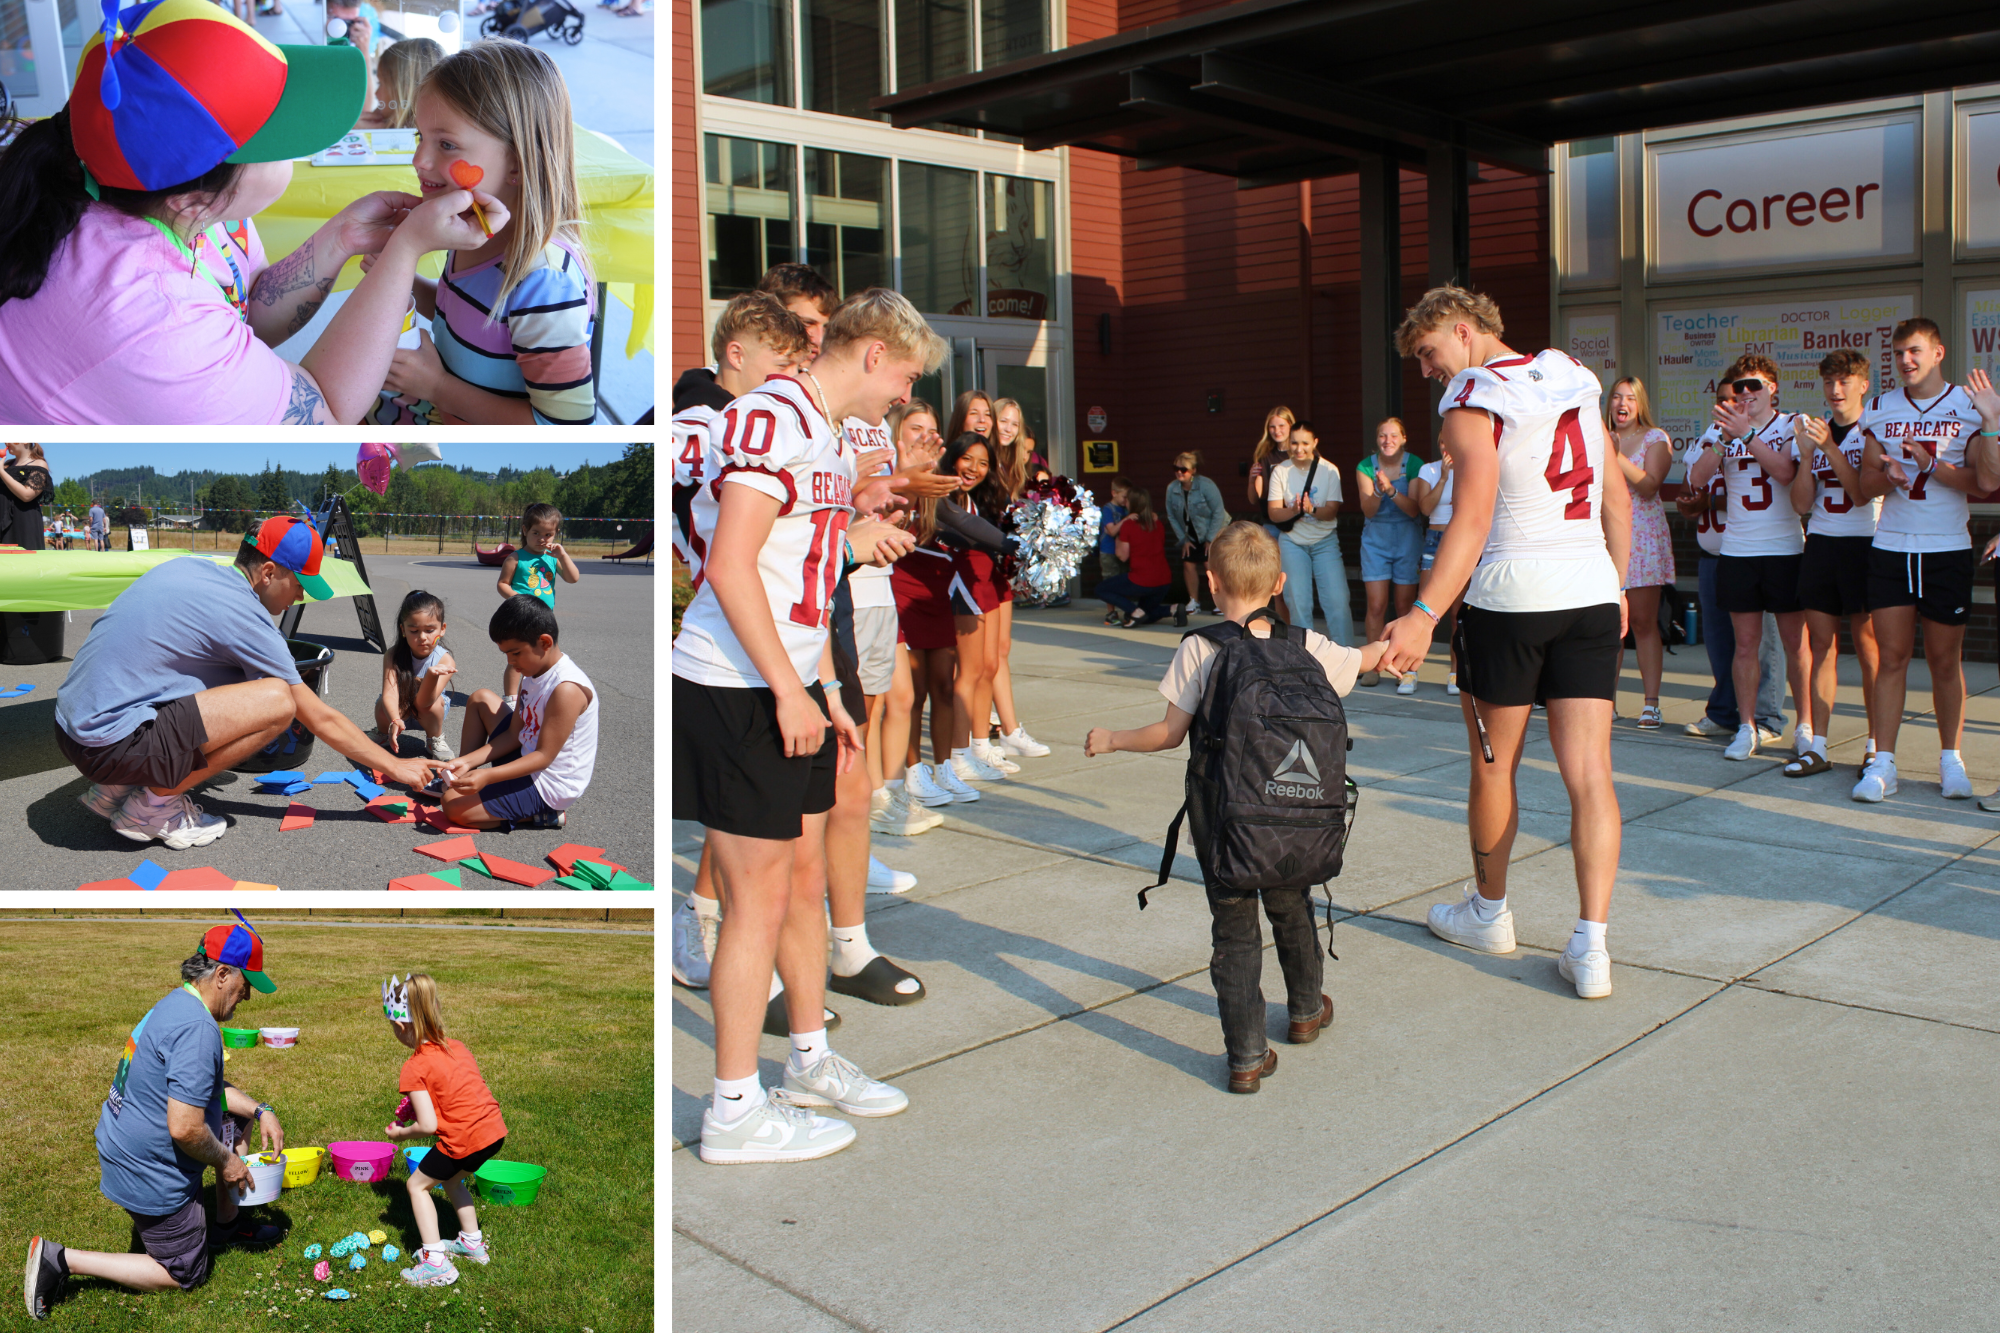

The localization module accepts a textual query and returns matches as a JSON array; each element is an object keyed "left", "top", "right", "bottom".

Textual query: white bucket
[
  {"left": 236, "top": 1154, "right": 286, "bottom": 1206},
  {"left": 260, "top": 1027, "right": 300, "bottom": 1048}
]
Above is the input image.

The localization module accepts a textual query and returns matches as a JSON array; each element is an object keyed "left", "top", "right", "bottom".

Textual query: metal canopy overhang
[{"left": 872, "top": 0, "right": 2000, "bottom": 185}]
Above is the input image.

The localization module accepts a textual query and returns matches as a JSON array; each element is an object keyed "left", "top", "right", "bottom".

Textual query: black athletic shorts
[
  {"left": 1454, "top": 603, "right": 1621, "bottom": 708},
  {"left": 123, "top": 1196, "right": 212, "bottom": 1291},
  {"left": 1797, "top": 534, "right": 1873, "bottom": 618},
  {"left": 409, "top": 1135, "right": 506, "bottom": 1182},
  {"left": 1716, "top": 553, "right": 1804, "bottom": 615},
  {"left": 1866, "top": 546, "right": 1974, "bottom": 626},
  {"left": 55, "top": 693, "right": 210, "bottom": 790},
  {"left": 672, "top": 675, "right": 837, "bottom": 840}
]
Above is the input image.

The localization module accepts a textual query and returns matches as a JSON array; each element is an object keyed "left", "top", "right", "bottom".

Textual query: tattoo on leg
[{"left": 1472, "top": 844, "right": 1492, "bottom": 886}]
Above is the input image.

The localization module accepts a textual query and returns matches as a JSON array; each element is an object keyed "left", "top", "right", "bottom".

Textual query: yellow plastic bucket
[{"left": 277, "top": 1146, "right": 326, "bottom": 1188}]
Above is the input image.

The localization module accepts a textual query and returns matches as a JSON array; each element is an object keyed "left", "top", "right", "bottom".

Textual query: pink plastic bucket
[{"left": 327, "top": 1141, "right": 395, "bottom": 1183}]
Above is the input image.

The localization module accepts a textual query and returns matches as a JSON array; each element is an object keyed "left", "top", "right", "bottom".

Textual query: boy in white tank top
[{"left": 1381, "top": 286, "right": 1631, "bottom": 1002}]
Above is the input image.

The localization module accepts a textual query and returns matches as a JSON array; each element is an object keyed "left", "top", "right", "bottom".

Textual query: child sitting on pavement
[
  {"left": 1085, "top": 522, "right": 1387, "bottom": 1093},
  {"left": 442, "top": 594, "right": 598, "bottom": 831}
]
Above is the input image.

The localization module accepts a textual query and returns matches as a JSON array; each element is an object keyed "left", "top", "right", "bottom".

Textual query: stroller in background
[{"left": 480, "top": 0, "right": 585, "bottom": 44}]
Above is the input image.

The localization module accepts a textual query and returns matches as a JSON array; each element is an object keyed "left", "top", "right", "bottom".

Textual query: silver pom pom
[{"left": 1005, "top": 479, "right": 1101, "bottom": 602}]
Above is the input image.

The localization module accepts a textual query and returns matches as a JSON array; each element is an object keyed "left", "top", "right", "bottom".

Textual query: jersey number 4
[{"left": 1544, "top": 408, "right": 1594, "bottom": 519}]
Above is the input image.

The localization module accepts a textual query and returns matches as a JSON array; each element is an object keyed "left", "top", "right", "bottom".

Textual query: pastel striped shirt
[{"left": 423, "top": 240, "right": 596, "bottom": 425}]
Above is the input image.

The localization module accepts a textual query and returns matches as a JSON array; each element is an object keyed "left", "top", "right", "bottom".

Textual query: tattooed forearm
[
  {"left": 252, "top": 242, "right": 338, "bottom": 335},
  {"left": 282, "top": 367, "right": 329, "bottom": 424}
]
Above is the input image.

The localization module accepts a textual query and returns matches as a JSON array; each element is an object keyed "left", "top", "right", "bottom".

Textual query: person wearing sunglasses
[
  {"left": 1165, "top": 451, "right": 1227, "bottom": 626},
  {"left": 1685, "top": 358, "right": 1812, "bottom": 765}
]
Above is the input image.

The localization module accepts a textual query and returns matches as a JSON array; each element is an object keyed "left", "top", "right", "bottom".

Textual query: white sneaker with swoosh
[
  {"left": 699, "top": 1095, "right": 856, "bottom": 1164},
  {"left": 781, "top": 1051, "right": 909, "bottom": 1117}
]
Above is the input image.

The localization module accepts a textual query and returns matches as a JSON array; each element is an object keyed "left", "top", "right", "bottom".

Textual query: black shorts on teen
[
  {"left": 409, "top": 1135, "right": 506, "bottom": 1181},
  {"left": 673, "top": 675, "right": 837, "bottom": 840},
  {"left": 124, "top": 1196, "right": 213, "bottom": 1291},
  {"left": 1796, "top": 534, "right": 1874, "bottom": 618},
  {"left": 1866, "top": 546, "right": 1975, "bottom": 626},
  {"left": 1716, "top": 552, "right": 1804, "bottom": 615},
  {"left": 1453, "top": 603, "right": 1621, "bottom": 708},
  {"left": 55, "top": 693, "right": 210, "bottom": 789}
]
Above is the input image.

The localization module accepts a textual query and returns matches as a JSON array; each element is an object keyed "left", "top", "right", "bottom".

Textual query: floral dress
[{"left": 1622, "top": 427, "right": 1676, "bottom": 589}]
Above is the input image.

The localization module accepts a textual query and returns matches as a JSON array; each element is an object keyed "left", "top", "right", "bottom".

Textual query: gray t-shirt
[
  {"left": 88, "top": 504, "right": 106, "bottom": 533},
  {"left": 96, "top": 986, "right": 225, "bottom": 1217},
  {"left": 56, "top": 556, "right": 303, "bottom": 748}
]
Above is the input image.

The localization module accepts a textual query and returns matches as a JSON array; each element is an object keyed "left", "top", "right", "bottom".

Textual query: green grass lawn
[{"left": 2, "top": 920, "right": 652, "bottom": 1332}]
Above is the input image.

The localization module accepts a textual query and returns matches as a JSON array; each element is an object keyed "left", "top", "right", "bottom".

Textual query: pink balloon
[{"left": 357, "top": 442, "right": 396, "bottom": 496}]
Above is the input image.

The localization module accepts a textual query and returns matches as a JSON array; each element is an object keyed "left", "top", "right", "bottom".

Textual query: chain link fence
[{"left": 46, "top": 510, "right": 654, "bottom": 558}]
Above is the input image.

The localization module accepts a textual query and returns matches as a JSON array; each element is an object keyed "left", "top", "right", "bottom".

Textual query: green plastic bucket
[
  {"left": 472, "top": 1160, "right": 547, "bottom": 1206},
  {"left": 221, "top": 1027, "right": 260, "bottom": 1048}
]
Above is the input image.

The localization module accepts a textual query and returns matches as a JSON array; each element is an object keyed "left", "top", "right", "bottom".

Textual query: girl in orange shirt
[{"left": 382, "top": 973, "right": 509, "bottom": 1287}]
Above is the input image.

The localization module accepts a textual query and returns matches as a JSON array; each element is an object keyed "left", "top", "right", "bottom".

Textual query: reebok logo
[{"left": 1267, "top": 740, "right": 1324, "bottom": 799}]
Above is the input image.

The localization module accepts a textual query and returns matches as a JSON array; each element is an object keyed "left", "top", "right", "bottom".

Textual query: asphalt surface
[{"left": 1, "top": 552, "right": 654, "bottom": 889}]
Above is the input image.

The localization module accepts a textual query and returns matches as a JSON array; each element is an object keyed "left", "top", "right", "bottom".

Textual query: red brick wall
[{"left": 671, "top": 0, "right": 706, "bottom": 378}]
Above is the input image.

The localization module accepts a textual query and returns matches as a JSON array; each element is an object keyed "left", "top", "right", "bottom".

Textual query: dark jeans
[
  {"left": 1097, "top": 575, "right": 1170, "bottom": 619},
  {"left": 1697, "top": 556, "right": 1785, "bottom": 732},
  {"left": 1210, "top": 885, "right": 1323, "bottom": 1071}
]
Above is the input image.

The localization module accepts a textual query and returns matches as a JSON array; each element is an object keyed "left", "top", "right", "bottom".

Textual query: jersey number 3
[{"left": 1544, "top": 408, "right": 1594, "bottom": 519}]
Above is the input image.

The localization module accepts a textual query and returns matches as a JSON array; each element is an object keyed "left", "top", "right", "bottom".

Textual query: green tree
[
  {"left": 202, "top": 475, "right": 254, "bottom": 532},
  {"left": 256, "top": 462, "right": 289, "bottom": 516},
  {"left": 52, "top": 479, "right": 89, "bottom": 514}
]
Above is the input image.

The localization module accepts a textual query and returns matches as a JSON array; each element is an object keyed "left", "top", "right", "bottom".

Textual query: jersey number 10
[{"left": 1544, "top": 408, "right": 1594, "bottom": 519}]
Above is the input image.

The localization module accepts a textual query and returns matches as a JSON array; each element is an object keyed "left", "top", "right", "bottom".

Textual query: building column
[
  {"left": 1298, "top": 181, "right": 1315, "bottom": 418},
  {"left": 1358, "top": 155, "right": 1402, "bottom": 435},
  {"left": 1427, "top": 142, "right": 1469, "bottom": 290}
]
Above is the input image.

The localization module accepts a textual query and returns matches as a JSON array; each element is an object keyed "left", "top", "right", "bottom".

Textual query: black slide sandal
[
  {"left": 764, "top": 994, "right": 841, "bottom": 1037},
  {"left": 828, "top": 956, "right": 928, "bottom": 1006}
]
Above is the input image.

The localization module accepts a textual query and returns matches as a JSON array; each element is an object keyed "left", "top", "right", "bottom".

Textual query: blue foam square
[
  {"left": 128, "top": 859, "right": 167, "bottom": 891},
  {"left": 348, "top": 778, "right": 385, "bottom": 800}
]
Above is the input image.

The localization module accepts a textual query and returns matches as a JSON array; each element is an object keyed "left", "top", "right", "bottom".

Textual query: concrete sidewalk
[{"left": 671, "top": 604, "right": 2000, "bottom": 1331}]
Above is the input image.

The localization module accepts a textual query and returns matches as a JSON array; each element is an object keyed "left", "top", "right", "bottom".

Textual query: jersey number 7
[{"left": 1544, "top": 408, "right": 1594, "bottom": 519}]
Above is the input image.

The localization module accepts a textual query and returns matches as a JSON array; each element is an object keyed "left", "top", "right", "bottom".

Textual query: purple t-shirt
[{"left": 0, "top": 206, "right": 293, "bottom": 425}]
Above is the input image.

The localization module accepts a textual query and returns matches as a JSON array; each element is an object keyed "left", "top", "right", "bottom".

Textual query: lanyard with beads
[{"left": 142, "top": 217, "right": 249, "bottom": 323}]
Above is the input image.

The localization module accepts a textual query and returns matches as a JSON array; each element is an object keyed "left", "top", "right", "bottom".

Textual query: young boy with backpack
[{"left": 1085, "top": 522, "right": 1387, "bottom": 1093}]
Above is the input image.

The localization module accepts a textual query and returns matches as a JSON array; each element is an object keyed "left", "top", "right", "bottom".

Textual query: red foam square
[
  {"left": 279, "top": 803, "right": 315, "bottom": 832},
  {"left": 546, "top": 843, "right": 609, "bottom": 874},
  {"left": 475, "top": 853, "right": 556, "bottom": 887},
  {"left": 78, "top": 878, "right": 139, "bottom": 890},
  {"left": 389, "top": 873, "right": 461, "bottom": 891},
  {"left": 415, "top": 835, "right": 478, "bottom": 862},
  {"left": 157, "top": 867, "right": 238, "bottom": 891},
  {"left": 417, "top": 807, "right": 481, "bottom": 835}
]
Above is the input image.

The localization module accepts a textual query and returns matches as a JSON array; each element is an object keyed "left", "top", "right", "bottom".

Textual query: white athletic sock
[
  {"left": 829, "top": 922, "right": 880, "bottom": 978},
  {"left": 458, "top": 1229, "right": 482, "bottom": 1243},
  {"left": 1470, "top": 893, "right": 1506, "bottom": 923},
  {"left": 767, "top": 971, "right": 785, "bottom": 1001},
  {"left": 885, "top": 777, "right": 906, "bottom": 794},
  {"left": 1942, "top": 749, "right": 1964, "bottom": 767},
  {"left": 690, "top": 892, "right": 721, "bottom": 918},
  {"left": 1866, "top": 737, "right": 1877, "bottom": 755},
  {"left": 951, "top": 746, "right": 971, "bottom": 762},
  {"left": 1810, "top": 737, "right": 1827, "bottom": 759},
  {"left": 1876, "top": 750, "right": 1896, "bottom": 768},
  {"left": 143, "top": 788, "right": 179, "bottom": 807},
  {"left": 711, "top": 1074, "right": 765, "bottom": 1123},
  {"left": 1568, "top": 918, "right": 1607, "bottom": 957},
  {"left": 789, "top": 1028, "right": 829, "bottom": 1070}
]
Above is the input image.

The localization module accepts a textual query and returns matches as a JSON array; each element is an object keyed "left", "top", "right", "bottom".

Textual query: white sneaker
[
  {"left": 428, "top": 734, "right": 455, "bottom": 761},
  {"left": 1425, "top": 886, "right": 1516, "bottom": 954},
  {"left": 1723, "top": 725, "right": 1758, "bottom": 761},
  {"left": 1852, "top": 756, "right": 1898, "bottom": 803},
  {"left": 1755, "top": 724, "right": 1785, "bottom": 746},
  {"left": 111, "top": 791, "right": 228, "bottom": 849},
  {"left": 1941, "top": 756, "right": 1974, "bottom": 800},
  {"left": 998, "top": 726, "right": 1051, "bottom": 757},
  {"left": 1978, "top": 786, "right": 2000, "bottom": 813},
  {"left": 79, "top": 782, "right": 136, "bottom": 820},
  {"left": 870, "top": 788, "right": 943, "bottom": 836},
  {"left": 1395, "top": 673, "right": 1417, "bottom": 695},
  {"left": 1683, "top": 715, "right": 1727, "bottom": 738},
  {"left": 1445, "top": 674, "right": 1459, "bottom": 696},
  {"left": 699, "top": 1095, "right": 856, "bottom": 1164},
  {"left": 670, "top": 896, "right": 715, "bottom": 988},
  {"left": 902, "top": 765, "right": 954, "bottom": 808},
  {"left": 952, "top": 750, "right": 1007, "bottom": 783},
  {"left": 972, "top": 739, "right": 1021, "bottom": 774},
  {"left": 927, "top": 762, "right": 981, "bottom": 803},
  {"left": 866, "top": 856, "right": 918, "bottom": 893},
  {"left": 1557, "top": 948, "right": 1613, "bottom": 999},
  {"left": 781, "top": 1051, "right": 909, "bottom": 1117}
]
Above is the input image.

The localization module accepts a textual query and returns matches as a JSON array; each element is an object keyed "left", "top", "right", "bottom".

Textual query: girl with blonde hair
[
  {"left": 359, "top": 38, "right": 445, "bottom": 130},
  {"left": 1247, "top": 406, "right": 1296, "bottom": 515},
  {"left": 1607, "top": 376, "right": 1676, "bottom": 728},
  {"left": 982, "top": 395, "right": 1051, "bottom": 758}
]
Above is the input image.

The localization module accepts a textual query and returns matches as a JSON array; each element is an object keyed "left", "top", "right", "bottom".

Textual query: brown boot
[
  {"left": 1227, "top": 1049, "right": 1277, "bottom": 1094},
  {"left": 1288, "top": 994, "right": 1333, "bottom": 1044}
]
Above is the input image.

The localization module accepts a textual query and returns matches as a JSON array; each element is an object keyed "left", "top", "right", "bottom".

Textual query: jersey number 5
[{"left": 1544, "top": 408, "right": 1594, "bottom": 519}]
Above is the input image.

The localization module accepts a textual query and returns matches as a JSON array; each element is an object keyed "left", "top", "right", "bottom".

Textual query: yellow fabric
[
  {"left": 0, "top": 550, "right": 372, "bottom": 613},
  {"left": 253, "top": 126, "right": 654, "bottom": 358}
]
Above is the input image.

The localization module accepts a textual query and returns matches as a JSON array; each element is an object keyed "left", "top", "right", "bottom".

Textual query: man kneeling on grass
[
  {"left": 26, "top": 920, "right": 288, "bottom": 1320},
  {"left": 55, "top": 517, "right": 446, "bottom": 851}
]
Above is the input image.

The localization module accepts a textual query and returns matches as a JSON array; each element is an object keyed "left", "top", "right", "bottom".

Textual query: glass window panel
[
  {"left": 802, "top": 0, "right": 883, "bottom": 117},
  {"left": 993, "top": 364, "right": 1047, "bottom": 463},
  {"left": 979, "top": 0, "right": 1044, "bottom": 68},
  {"left": 702, "top": 0, "right": 792, "bottom": 105},
  {"left": 1562, "top": 137, "right": 1619, "bottom": 287},
  {"left": 893, "top": 0, "right": 968, "bottom": 90},
  {"left": 0, "top": 0, "right": 42, "bottom": 100},
  {"left": 706, "top": 135, "right": 796, "bottom": 299},
  {"left": 898, "top": 162, "right": 978, "bottom": 315},
  {"left": 985, "top": 174, "right": 1053, "bottom": 320},
  {"left": 805, "top": 150, "right": 888, "bottom": 296}
]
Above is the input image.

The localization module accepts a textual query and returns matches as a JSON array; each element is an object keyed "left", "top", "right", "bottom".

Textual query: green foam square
[{"left": 429, "top": 865, "right": 462, "bottom": 887}]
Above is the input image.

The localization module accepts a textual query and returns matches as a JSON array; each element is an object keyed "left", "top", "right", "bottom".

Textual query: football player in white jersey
[
  {"left": 1851, "top": 318, "right": 2000, "bottom": 803},
  {"left": 1685, "top": 354, "right": 1812, "bottom": 762},
  {"left": 675, "top": 289, "right": 946, "bottom": 1165},
  {"left": 1783, "top": 349, "right": 1883, "bottom": 778},
  {"left": 1381, "top": 287, "right": 1631, "bottom": 1001}
]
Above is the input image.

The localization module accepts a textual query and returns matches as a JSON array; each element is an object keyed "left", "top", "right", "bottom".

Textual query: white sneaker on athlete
[
  {"left": 1395, "top": 673, "right": 1417, "bottom": 695},
  {"left": 866, "top": 856, "right": 918, "bottom": 893},
  {"left": 927, "top": 763, "right": 981, "bottom": 803},
  {"left": 699, "top": 1095, "right": 856, "bottom": 1164},
  {"left": 112, "top": 791, "right": 227, "bottom": 849},
  {"left": 78, "top": 782, "right": 135, "bottom": 820},
  {"left": 670, "top": 896, "right": 714, "bottom": 988},
  {"left": 428, "top": 734, "right": 455, "bottom": 761},
  {"left": 902, "top": 764, "right": 955, "bottom": 807},
  {"left": 1557, "top": 948, "right": 1613, "bottom": 999},
  {"left": 998, "top": 726, "right": 1051, "bottom": 757},
  {"left": 1445, "top": 673, "right": 1460, "bottom": 696},
  {"left": 1426, "top": 886, "right": 1516, "bottom": 954},
  {"left": 1941, "top": 755, "right": 1974, "bottom": 800},
  {"left": 440, "top": 1233, "right": 490, "bottom": 1266},
  {"left": 1723, "top": 725, "right": 1758, "bottom": 761},
  {"left": 781, "top": 1051, "right": 910, "bottom": 1117},
  {"left": 870, "top": 789, "right": 943, "bottom": 836},
  {"left": 1852, "top": 756, "right": 1898, "bottom": 803},
  {"left": 1683, "top": 715, "right": 1727, "bottom": 738},
  {"left": 972, "top": 739, "right": 1021, "bottom": 773},
  {"left": 952, "top": 750, "right": 1007, "bottom": 783},
  {"left": 400, "top": 1248, "right": 460, "bottom": 1287},
  {"left": 1638, "top": 705, "right": 1663, "bottom": 730}
]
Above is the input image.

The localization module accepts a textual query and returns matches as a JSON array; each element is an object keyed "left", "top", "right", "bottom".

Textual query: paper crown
[{"left": 383, "top": 975, "right": 411, "bottom": 1023}]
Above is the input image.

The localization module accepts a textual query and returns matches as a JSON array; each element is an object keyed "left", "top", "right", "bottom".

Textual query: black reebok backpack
[{"left": 1143, "top": 609, "right": 1358, "bottom": 931}]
